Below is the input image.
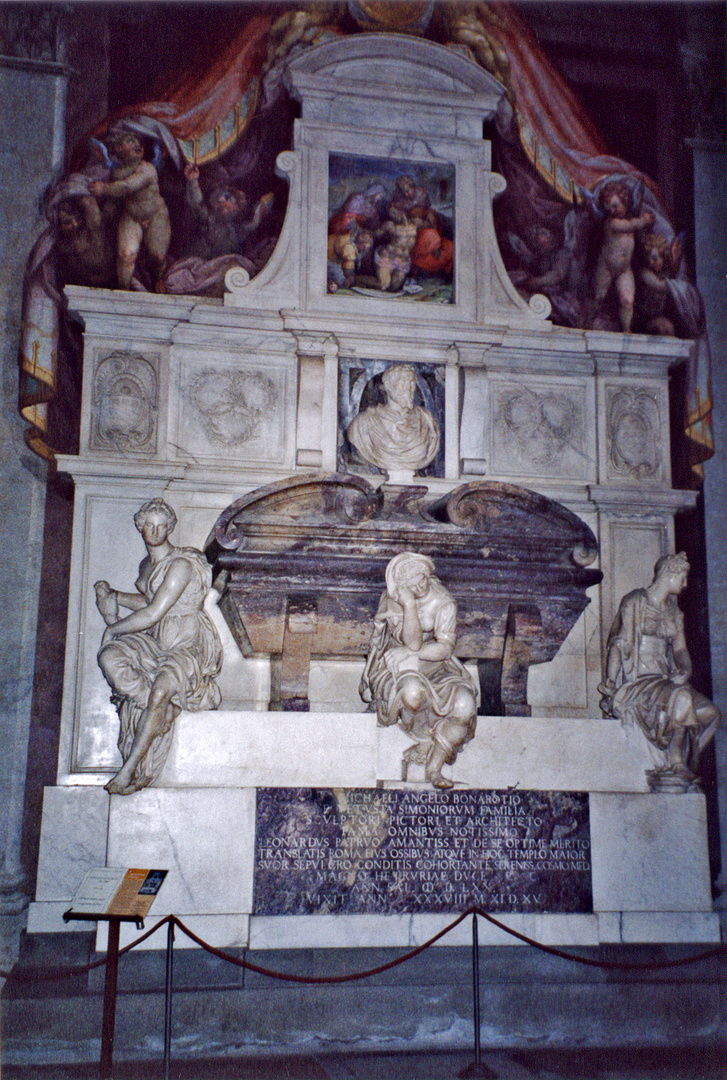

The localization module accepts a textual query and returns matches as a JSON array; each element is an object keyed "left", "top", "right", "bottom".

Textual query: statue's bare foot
[
  {"left": 401, "top": 745, "right": 419, "bottom": 781},
  {"left": 427, "top": 770, "right": 454, "bottom": 790},
  {"left": 104, "top": 765, "right": 136, "bottom": 795}
]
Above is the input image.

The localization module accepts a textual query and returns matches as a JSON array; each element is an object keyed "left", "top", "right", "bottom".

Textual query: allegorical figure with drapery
[
  {"left": 599, "top": 552, "right": 719, "bottom": 792},
  {"left": 360, "top": 552, "right": 479, "bottom": 789},
  {"left": 95, "top": 499, "right": 223, "bottom": 794}
]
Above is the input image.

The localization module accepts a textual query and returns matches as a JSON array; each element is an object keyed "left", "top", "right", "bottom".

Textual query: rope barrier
[
  {"left": 170, "top": 910, "right": 473, "bottom": 983},
  {"left": 0, "top": 916, "right": 173, "bottom": 982},
  {"left": 1, "top": 907, "right": 724, "bottom": 986},
  {"left": 474, "top": 909, "right": 726, "bottom": 972}
]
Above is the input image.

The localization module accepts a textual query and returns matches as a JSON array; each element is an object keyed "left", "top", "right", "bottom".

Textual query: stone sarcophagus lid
[{"left": 205, "top": 476, "right": 602, "bottom": 714}]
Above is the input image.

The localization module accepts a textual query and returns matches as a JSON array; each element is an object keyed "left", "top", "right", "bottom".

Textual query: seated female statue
[
  {"left": 360, "top": 552, "right": 479, "bottom": 789},
  {"left": 599, "top": 552, "right": 719, "bottom": 788},
  {"left": 94, "top": 498, "right": 223, "bottom": 794}
]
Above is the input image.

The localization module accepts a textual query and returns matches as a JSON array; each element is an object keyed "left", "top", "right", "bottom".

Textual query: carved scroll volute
[
  {"left": 205, "top": 474, "right": 382, "bottom": 558},
  {"left": 439, "top": 483, "right": 505, "bottom": 532},
  {"left": 319, "top": 474, "right": 383, "bottom": 523},
  {"left": 432, "top": 481, "right": 599, "bottom": 569}
]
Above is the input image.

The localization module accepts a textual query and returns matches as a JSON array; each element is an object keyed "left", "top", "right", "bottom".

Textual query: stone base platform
[{"left": 28, "top": 713, "right": 719, "bottom": 950}]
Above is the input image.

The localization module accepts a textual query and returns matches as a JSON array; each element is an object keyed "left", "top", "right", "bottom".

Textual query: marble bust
[{"left": 347, "top": 364, "right": 440, "bottom": 479}]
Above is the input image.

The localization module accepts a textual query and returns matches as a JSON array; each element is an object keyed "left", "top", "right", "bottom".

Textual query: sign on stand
[
  {"left": 65, "top": 867, "right": 167, "bottom": 923},
  {"left": 64, "top": 867, "right": 168, "bottom": 1080}
]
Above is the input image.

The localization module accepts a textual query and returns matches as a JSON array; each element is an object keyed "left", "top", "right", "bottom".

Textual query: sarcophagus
[{"left": 205, "top": 475, "right": 602, "bottom": 714}]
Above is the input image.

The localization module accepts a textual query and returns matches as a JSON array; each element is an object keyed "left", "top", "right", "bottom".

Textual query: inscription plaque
[{"left": 253, "top": 789, "right": 592, "bottom": 915}]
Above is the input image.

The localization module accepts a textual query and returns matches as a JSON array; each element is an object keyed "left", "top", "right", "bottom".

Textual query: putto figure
[
  {"left": 599, "top": 552, "right": 719, "bottom": 791},
  {"left": 94, "top": 499, "right": 223, "bottom": 794},
  {"left": 90, "top": 130, "right": 171, "bottom": 292},
  {"left": 591, "top": 180, "right": 655, "bottom": 333},
  {"left": 347, "top": 364, "right": 440, "bottom": 479},
  {"left": 360, "top": 552, "right": 479, "bottom": 789}
]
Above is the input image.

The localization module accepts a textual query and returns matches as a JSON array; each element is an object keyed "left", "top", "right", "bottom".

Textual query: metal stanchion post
[
  {"left": 459, "top": 912, "right": 496, "bottom": 1078},
  {"left": 164, "top": 919, "right": 175, "bottom": 1080},
  {"left": 100, "top": 918, "right": 121, "bottom": 1080}
]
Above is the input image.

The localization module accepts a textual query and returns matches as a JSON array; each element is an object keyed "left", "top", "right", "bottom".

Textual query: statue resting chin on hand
[
  {"left": 599, "top": 552, "right": 719, "bottom": 792},
  {"left": 360, "top": 552, "right": 479, "bottom": 789},
  {"left": 95, "top": 498, "right": 222, "bottom": 795}
]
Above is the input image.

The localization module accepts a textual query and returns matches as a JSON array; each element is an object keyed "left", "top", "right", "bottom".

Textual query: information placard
[
  {"left": 66, "top": 868, "right": 167, "bottom": 921},
  {"left": 253, "top": 788, "right": 591, "bottom": 915}
]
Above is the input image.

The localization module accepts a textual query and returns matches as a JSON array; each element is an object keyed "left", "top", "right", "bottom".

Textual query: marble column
[{"left": 0, "top": 50, "right": 68, "bottom": 932}]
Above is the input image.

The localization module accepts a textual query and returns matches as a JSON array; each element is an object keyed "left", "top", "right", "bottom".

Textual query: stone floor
[
  {"left": 2, "top": 1045, "right": 726, "bottom": 1079},
  {"left": 3, "top": 916, "right": 726, "bottom": 1080}
]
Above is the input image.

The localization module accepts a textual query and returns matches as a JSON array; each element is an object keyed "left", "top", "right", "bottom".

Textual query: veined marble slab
[
  {"left": 34, "top": 786, "right": 109, "bottom": 902},
  {"left": 27, "top": 722, "right": 717, "bottom": 950},
  {"left": 158, "top": 712, "right": 655, "bottom": 793},
  {"left": 248, "top": 912, "right": 601, "bottom": 950},
  {"left": 102, "top": 913, "right": 251, "bottom": 952},
  {"left": 161, "top": 711, "right": 380, "bottom": 788},
  {"left": 107, "top": 788, "right": 256, "bottom": 915},
  {"left": 590, "top": 792, "right": 714, "bottom": 911}
]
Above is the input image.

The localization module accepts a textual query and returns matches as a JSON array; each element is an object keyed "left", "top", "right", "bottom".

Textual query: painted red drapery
[{"left": 19, "top": 2, "right": 712, "bottom": 473}]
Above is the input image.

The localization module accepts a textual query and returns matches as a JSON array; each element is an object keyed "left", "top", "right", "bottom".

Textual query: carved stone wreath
[
  {"left": 185, "top": 368, "right": 278, "bottom": 447},
  {"left": 496, "top": 386, "right": 580, "bottom": 467}
]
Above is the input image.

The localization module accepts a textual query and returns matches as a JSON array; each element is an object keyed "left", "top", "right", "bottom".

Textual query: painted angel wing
[
  {"left": 630, "top": 178, "right": 645, "bottom": 215},
  {"left": 670, "top": 232, "right": 685, "bottom": 275},
  {"left": 89, "top": 137, "right": 116, "bottom": 170},
  {"left": 577, "top": 185, "right": 603, "bottom": 221},
  {"left": 506, "top": 231, "right": 534, "bottom": 264}
]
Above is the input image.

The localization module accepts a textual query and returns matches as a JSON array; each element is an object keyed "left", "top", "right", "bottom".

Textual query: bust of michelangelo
[{"left": 346, "top": 364, "right": 440, "bottom": 479}]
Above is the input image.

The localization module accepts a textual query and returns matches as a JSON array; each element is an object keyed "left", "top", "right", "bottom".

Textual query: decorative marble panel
[
  {"left": 590, "top": 793, "right": 712, "bottom": 912},
  {"left": 91, "top": 350, "right": 159, "bottom": 454},
  {"left": 606, "top": 386, "right": 663, "bottom": 481},
  {"left": 34, "top": 787, "right": 109, "bottom": 902},
  {"left": 491, "top": 380, "right": 586, "bottom": 479},
  {"left": 176, "top": 358, "right": 288, "bottom": 465},
  {"left": 108, "top": 787, "right": 257, "bottom": 916},
  {"left": 601, "top": 520, "right": 668, "bottom": 643}
]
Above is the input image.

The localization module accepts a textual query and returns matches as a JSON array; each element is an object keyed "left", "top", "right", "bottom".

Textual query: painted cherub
[
  {"left": 591, "top": 180, "right": 655, "bottom": 333},
  {"left": 89, "top": 130, "right": 171, "bottom": 292},
  {"left": 439, "top": 2, "right": 511, "bottom": 90},
  {"left": 55, "top": 194, "right": 115, "bottom": 289},
  {"left": 507, "top": 216, "right": 587, "bottom": 328},
  {"left": 635, "top": 231, "right": 683, "bottom": 336},
  {"left": 184, "top": 163, "right": 274, "bottom": 261},
  {"left": 263, "top": 3, "right": 344, "bottom": 73}
]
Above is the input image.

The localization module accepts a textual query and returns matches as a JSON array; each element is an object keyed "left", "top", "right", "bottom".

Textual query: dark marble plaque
[{"left": 253, "top": 789, "right": 592, "bottom": 916}]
